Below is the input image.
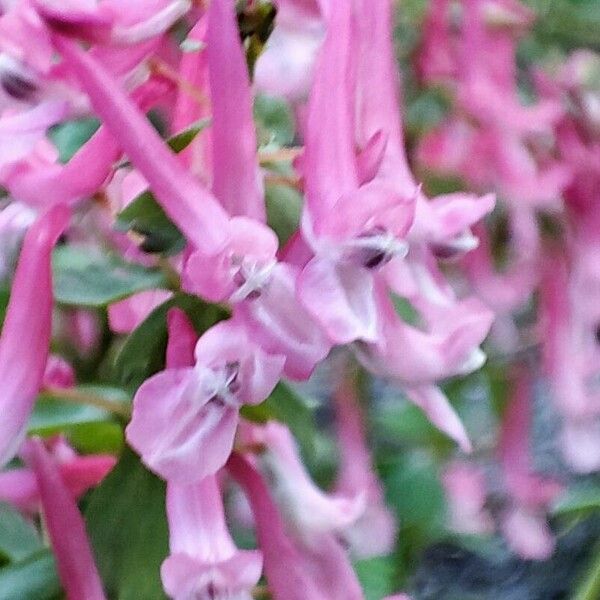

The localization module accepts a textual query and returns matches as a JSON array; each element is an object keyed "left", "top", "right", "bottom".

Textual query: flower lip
[
  {"left": 343, "top": 226, "right": 409, "bottom": 270},
  {"left": 198, "top": 361, "right": 242, "bottom": 408},
  {"left": 230, "top": 256, "right": 277, "bottom": 303}
]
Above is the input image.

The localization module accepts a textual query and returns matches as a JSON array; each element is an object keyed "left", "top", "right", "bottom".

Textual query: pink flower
[
  {"left": 233, "top": 262, "right": 332, "bottom": 381},
  {"left": 126, "top": 320, "right": 284, "bottom": 482},
  {"left": 228, "top": 452, "right": 364, "bottom": 600},
  {"left": 0, "top": 203, "right": 70, "bottom": 467},
  {"left": 245, "top": 421, "right": 365, "bottom": 541},
  {"left": 162, "top": 476, "right": 263, "bottom": 600},
  {"left": 498, "top": 369, "right": 561, "bottom": 559},
  {"left": 0, "top": 200, "right": 36, "bottom": 279},
  {"left": 0, "top": 100, "right": 68, "bottom": 172},
  {"left": 108, "top": 289, "right": 172, "bottom": 334},
  {"left": 206, "top": 0, "right": 264, "bottom": 221},
  {"left": 299, "top": 0, "right": 411, "bottom": 345},
  {"left": 442, "top": 461, "right": 494, "bottom": 535},
  {"left": 333, "top": 365, "right": 397, "bottom": 557},
  {"left": 46, "top": 33, "right": 230, "bottom": 255},
  {"left": 22, "top": 437, "right": 106, "bottom": 600},
  {"left": 33, "top": 0, "right": 191, "bottom": 46},
  {"left": 43, "top": 354, "right": 76, "bottom": 389}
]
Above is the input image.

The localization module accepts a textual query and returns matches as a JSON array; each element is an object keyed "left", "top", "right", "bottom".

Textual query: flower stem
[{"left": 44, "top": 387, "right": 132, "bottom": 420}]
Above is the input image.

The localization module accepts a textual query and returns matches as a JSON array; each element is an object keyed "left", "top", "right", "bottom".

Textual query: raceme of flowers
[{"left": 0, "top": 0, "right": 596, "bottom": 598}]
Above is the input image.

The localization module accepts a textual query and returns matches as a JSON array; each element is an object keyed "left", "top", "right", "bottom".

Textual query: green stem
[
  {"left": 573, "top": 541, "right": 600, "bottom": 600},
  {"left": 44, "top": 387, "right": 132, "bottom": 420}
]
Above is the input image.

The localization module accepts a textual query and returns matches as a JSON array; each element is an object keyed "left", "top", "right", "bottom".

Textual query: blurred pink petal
[
  {"left": 0, "top": 203, "right": 70, "bottom": 467},
  {"left": 23, "top": 437, "right": 106, "bottom": 600}
]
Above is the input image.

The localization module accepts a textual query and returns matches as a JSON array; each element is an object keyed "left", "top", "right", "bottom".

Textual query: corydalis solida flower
[{"left": 126, "top": 319, "right": 284, "bottom": 483}]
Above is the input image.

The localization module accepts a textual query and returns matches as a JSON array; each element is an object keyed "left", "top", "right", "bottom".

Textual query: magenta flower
[
  {"left": 46, "top": 33, "right": 230, "bottom": 255},
  {"left": 22, "top": 437, "right": 106, "bottom": 600},
  {"left": 162, "top": 476, "right": 263, "bottom": 600},
  {"left": 42, "top": 354, "right": 76, "bottom": 389},
  {"left": 206, "top": 0, "right": 264, "bottom": 221},
  {"left": 299, "top": 0, "right": 411, "bottom": 345},
  {"left": 0, "top": 203, "right": 70, "bottom": 467},
  {"left": 245, "top": 421, "right": 365, "bottom": 540},
  {"left": 228, "top": 452, "right": 364, "bottom": 600},
  {"left": 333, "top": 366, "right": 397, "bottom": 557},
  {"left": 126, "top": 320, "right": 284, "bottom": 482}
]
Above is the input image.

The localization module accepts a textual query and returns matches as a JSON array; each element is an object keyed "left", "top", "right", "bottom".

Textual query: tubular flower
[
  {"left": 22, "top": 437, "right": 106, "bottom": 600},
  {"left": 126, "top": 320, "right": 284, "bottom": 483},
  {"left": 333, "top": 365, "right": 397, "bottom": 557},
  {"left": 162, "top": 476, "right": 263, "bottom": 600},
  {"left": 206, "top": 0, "right": 264, "bottom": 222},
  {"left": 299, "top": 0, "right": 412, "bottom": 345},
  {"left": 228, "top": 452, "right": 364, "bottom": 600},
  {"left": 44, "top": 32, "right": 231, "bottom": 255},
  {"left": 245, "top": 421, "right": 365, "bottom": 541},
  {"left": 0, "top": 203, "right": 70, "bottom": 467},
  {"left": 498, "top": 370, "right": 561, "bottom": 560}
]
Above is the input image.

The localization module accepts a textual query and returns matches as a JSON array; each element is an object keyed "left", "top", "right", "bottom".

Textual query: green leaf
[
  {"left": 0, "top": 549, "right": 61, "bottom": 600},
  {"left": 117, "top": 118, "right": 211, "bottom": 169},
  {"left": 0, "top": 503, "right": 42, "bottom": 563},
  {"left": 241, "top": 382, "right": 316, "bottom": 459},
  {"left": 85, "top": 448, "right": 169, "bottom": 600},
  {"left": 114, "top": 293, "right": 226, "bottom": 390},
  {"left": 166, "top": 118, "right": 211, "bottom": 153},
  {"left": 390, "top": 294, "right": 422, "bottom": 328},
  {"left": 53, "top": 245, "right": 167, "bottom": 307},
  {"left": 49, "top": 118, "right": 100, "bottom": 163},
  {"left": 28, "top": 385, "right": 128, "bottom": 453},
  {"left": 379, "top": 452, "right": 446, "bottom": 584},
  {"left": 265, "top": 183, "right": 302, "bottom": 246},
  {"left": 254, "top": 94, "right": 295, "bottom": 146},
  {"left": 354, "top": 555, "right": 397, "bottom": 600},
  {"left": 552, "top": 483, "right": 600, "bottom": 517},
  {"left": 115, "top": 191, "right": 185, "bottom": 256}
]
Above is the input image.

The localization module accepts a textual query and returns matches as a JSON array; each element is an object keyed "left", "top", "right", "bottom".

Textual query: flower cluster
[{"left": 0, "top": 0, "right": 598, "bottom": 598}]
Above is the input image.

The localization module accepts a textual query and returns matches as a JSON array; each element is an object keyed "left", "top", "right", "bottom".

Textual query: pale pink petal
[{"left": 126, "top": 369, "right": 239, "bottom": 483}]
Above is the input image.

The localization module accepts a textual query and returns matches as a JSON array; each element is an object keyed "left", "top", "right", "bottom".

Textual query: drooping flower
[
  {"left": 298, "top": 0, "right": 412, "bottom": 345},
  {"left": 126, "top": 319, "right": 284, "bottom": 483},
  {"left": 228, "top": 452, "right": 364, "bottom": 600},
  {"left": 254, "top": 0, "right": 327, "bottom": 104},
  {"left": 0, "top": 203, "right": 70, "bottom": 467},
  {"left": 22, "top": 437, "right": 106, "bottom": 600},
  {"left": 162, "top": 476, "right": 263, "bottom": 600},
  {"left": 244, "top": 421, "right": 365, "bottom": 541},
  {"left": 332, "top": 363, "right": 397, "bottom": 558},
  {"left": 44, "top": 32, "right": 231, "bottom": 255},
  {"left": 205, "top": 0, "right": 264, "bottom": 221},
  {"left": 498, "top": 369, "right": 561, "bottom": 560}
]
